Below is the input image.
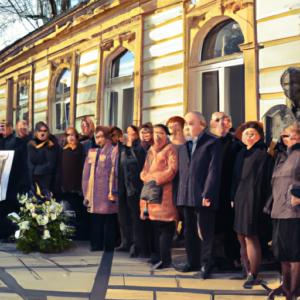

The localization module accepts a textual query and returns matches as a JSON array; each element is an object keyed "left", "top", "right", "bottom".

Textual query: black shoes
[
  {"left": 174, "top": 263, "right": 201, "bottom": 273},
  {"left": 151, "top": 261, "right": 163, "bottom": 271},
  {"left": 243, "top": 274, "right": 266, "bottom": 289},
  {"left": 197, "top": 261, "right": 215, "bottom": 279}
]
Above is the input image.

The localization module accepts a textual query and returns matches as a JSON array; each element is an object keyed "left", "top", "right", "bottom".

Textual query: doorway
[{"left": 196, "top": 58, "right": 244, "bottom": 130}]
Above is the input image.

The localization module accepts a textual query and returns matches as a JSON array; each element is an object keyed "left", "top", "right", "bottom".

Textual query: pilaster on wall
[
  {"left": 6, "top": 78, "right": 14, "bottom": 124},
  {"left": 188, "top": 0, "right": 259, "bottom": 121}
]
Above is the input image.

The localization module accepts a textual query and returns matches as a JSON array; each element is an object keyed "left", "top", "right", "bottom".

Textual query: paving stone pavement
[{"left": 0, "top": 241, "right": 284, "bottom": 300}]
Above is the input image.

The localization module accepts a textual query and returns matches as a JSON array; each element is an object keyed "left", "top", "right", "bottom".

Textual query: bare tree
[{"left": 0, "top": 0, "right": 80, "bottom": 50}]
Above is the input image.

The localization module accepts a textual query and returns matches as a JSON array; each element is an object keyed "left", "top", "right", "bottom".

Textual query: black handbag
[{"left": 141, "top": 180, "right": 163, "bottom": 204}]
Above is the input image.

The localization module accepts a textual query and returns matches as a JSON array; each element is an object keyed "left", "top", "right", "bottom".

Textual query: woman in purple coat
[{"left": 82, "top": 126, "right": 118, "bottom": 252}]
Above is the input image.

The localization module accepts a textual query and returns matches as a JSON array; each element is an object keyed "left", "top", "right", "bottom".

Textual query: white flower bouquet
[{"left": 7, "top": 187, "right": 75, "bottom": 253}]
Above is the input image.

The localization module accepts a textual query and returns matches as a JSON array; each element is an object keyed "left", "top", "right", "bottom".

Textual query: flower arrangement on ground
[{"left": 7, "top": 186, "right": 75, "bottom": 254}]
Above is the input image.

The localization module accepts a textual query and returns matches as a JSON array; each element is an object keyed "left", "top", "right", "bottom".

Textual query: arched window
[
  {"left": 111, "top": 50, "right": 135, "bottom": 78},
  {"left": 200, "top": 20, "right": 244, "bottom": 62},
  {"left": 16, "top": 75, "right": 30, "bottom": 123},
  {"left": 105, "top": 50, "right": 135, "bottom": 131},
  {"left": 55, "top": 69, "right": 71, "bottom": 132}
]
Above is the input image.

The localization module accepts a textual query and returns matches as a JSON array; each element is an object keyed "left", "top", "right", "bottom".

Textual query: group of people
[{"left": 1, "top": 110, "right": 300, "bottom": 299}]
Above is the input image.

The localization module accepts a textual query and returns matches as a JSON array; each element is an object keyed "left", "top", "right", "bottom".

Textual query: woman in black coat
[
  {"left": 27, "top": 122, "right": 62, "bottom": 194},
  {"left": 116, "top": 125, "right": 153, "bottom": 258},
  {"left": 61, "top": 126, "right": 89, "bottom": 240},
  {"left": 231, "top": 121, "right": 274, "bottom": 289}
]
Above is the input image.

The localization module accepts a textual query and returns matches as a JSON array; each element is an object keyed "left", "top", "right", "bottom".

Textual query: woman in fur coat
[
  {"left": 140, "top": 124, "right": 179, "bottom": 269},
  {"left": 82, "top": 126, "right": 118, "bottom": 252}
]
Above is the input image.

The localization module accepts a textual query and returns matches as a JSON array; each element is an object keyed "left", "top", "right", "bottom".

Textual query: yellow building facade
[{"left": 0, "top": 0, "right": 298, "bottom": 136}]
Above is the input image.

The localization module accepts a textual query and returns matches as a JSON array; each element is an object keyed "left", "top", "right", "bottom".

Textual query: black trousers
[
  {"left": 62, "top": 192, "right": 90, "bottom": 241},
  {"left": 90, "top": 213, "right": 116, "bottom": 252},
  {"left": 118, "top": 187, "right": 151, "bottom": 255},
  {"left": 118, "top": 184, "right": 133, "bottom": 248},
  {"left": 215, "top": 207, "right": 240, "bottom": 262},
  {"left": 159, "top": 221, "right": 176, "bottom": 268},
  {"left": 179, "top": 206, "right": 215, "bottom": 268}
]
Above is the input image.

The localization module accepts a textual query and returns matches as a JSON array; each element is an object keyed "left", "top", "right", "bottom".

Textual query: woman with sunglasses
[
  {"left": 231, "top": 121, "right": 274, "bottom": 288},
  {"left": 27, "top": 122, "right": 61, "bottom": 194},
  {"left": 266, "top": 123, "right": 300, "bottom": 300}
]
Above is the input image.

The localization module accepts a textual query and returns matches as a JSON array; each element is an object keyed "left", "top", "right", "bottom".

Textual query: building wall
[
  {"left": 0, "top": 0, "right": 187, "bottom": 132},
  {"left": 142, "top": 4, "right": 184, "bottom": 124},
  {"left": 0, "top": 0, "right": 266, "bottom": 132},
  {"left": 257, "top": 0, "right": 300, "bottom": 119}
]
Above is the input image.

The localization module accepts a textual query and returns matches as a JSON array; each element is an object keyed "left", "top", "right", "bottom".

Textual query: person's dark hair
[
  {"left": 6, "top": 122, "right": 13, "bottom": 128},
  {"left": 128, "top": 125, "right": 139, "bottom": 135},
  {"left": 95, "top": 126, "right": 110, "bottom": 138},
  {"left": 109, "top": 126, "right": 123, "bottom": 137},
  {"left": 35, "top": 121, "right": 49, "bottom": 132},
  {"left": 153, "top": 124, "right": 171, "bottom": 136},
  {"left": 139, "top": 122, "right": 153, "bottom": 132},
  {"left": 244, "top": 122, "right": 264, "bottom": 139}
]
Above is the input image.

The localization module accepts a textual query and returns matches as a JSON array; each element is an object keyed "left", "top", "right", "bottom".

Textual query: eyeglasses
[
  {"left": 213, "top": 117, "right": 224, "bottom": 122},
  {"left": 281, "top": 135, "right": 289, "bottom": 139}
]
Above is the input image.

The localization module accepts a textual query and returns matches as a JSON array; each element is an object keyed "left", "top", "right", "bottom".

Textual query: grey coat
[{"left": 271, "top": 144, "right": 300, "bottom": 219}]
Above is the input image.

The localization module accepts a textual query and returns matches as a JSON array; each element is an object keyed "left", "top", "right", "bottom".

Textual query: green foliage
[{"left": 7, "top": 191, "right": 75, "bottom": 254}]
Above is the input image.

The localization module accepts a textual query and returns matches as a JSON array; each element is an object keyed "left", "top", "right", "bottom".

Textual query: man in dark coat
[
  {"left": 173, "top": 111, "right": 223, "bottom": 278},
  {"left": 116, "top": 125, "right": 151, "bottom": 257},
  {"left": 210, "top": 112, "right": 244, "bottom": 269},
  {"left": 27, "top": 122, "right": 62, "bottom": 194},
  {"left": 15, "top": 120, "right": 33, "bottom": 195}
]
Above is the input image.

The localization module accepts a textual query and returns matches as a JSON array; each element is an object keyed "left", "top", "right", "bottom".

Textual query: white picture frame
[{"left": 0, "top": 151, "right": 15, "bottom": 201}]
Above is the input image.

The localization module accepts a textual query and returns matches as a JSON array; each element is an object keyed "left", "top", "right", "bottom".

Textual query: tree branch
[{"left": 47, "top": 0, "right": 57, "bottom": 17}]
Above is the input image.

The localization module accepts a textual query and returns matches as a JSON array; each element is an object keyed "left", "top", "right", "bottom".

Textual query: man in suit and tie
[{"left": 173, "top": 111, "right": 223, "bottom": 279}]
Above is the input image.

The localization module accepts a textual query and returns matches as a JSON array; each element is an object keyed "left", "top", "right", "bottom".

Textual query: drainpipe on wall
[{"left": 253, "top": 0, "right": 261, "bottom": 121}]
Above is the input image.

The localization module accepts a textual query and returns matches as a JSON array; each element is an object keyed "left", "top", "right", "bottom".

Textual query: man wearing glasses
[{"left": 210, "top": 112, "right": 244, "bottom": 270}]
